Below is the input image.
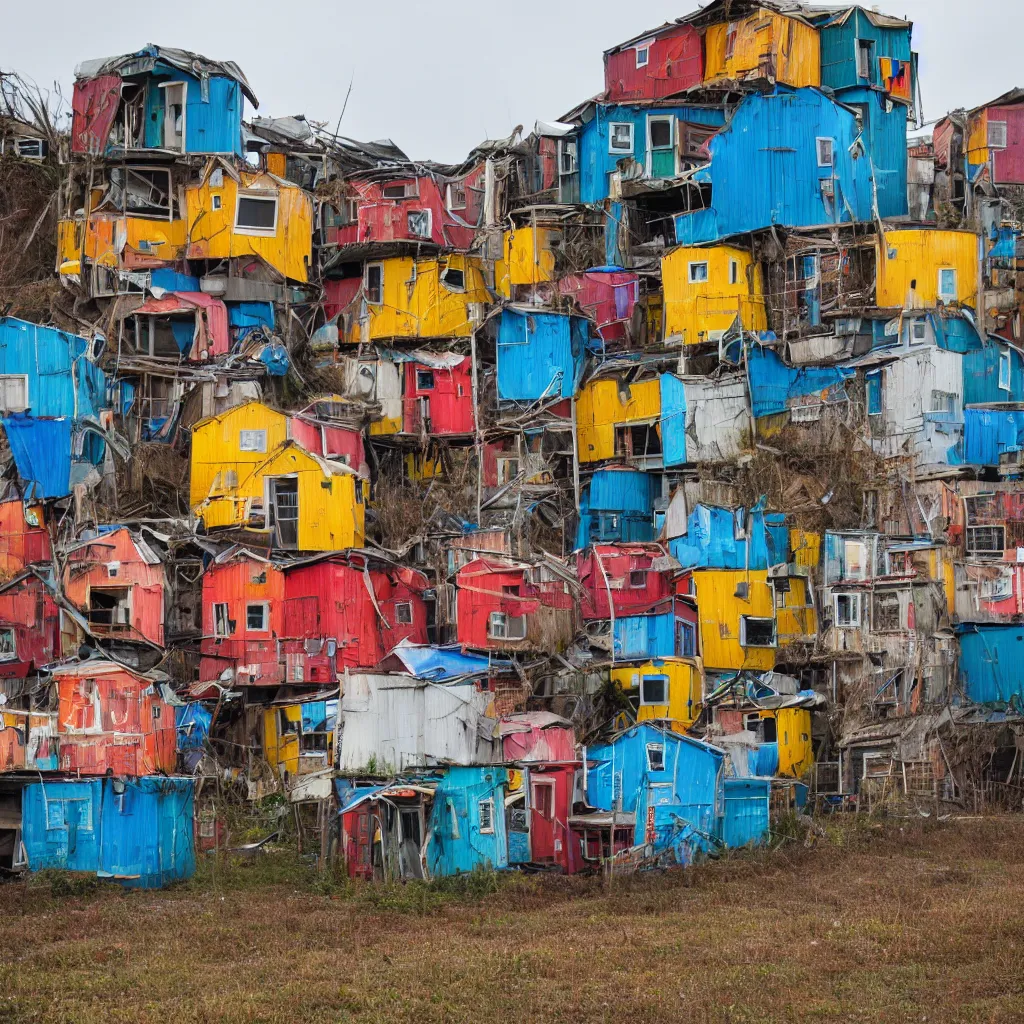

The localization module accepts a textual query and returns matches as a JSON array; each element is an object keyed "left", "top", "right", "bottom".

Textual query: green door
[{"left": 648, "top": 116, "right": 675, "bottom": 178}]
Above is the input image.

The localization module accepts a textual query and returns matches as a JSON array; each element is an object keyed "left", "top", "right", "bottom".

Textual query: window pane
[
  {"left": 650, "top": 121, "right": 671, "bottom": 148},
  {"left": 236, "top": 196, "right": 277, "bottom": 229}
]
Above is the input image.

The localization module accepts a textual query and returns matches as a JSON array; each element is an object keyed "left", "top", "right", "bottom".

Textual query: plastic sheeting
[{"left": 2, "top": 416, "right": 74, "bottom": 499}]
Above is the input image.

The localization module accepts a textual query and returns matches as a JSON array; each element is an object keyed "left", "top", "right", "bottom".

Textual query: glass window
[
  {"left": 688, "top": 262, "right": 709, "bottom": 283},
  {"left": 628, "top": 570, "right": 647, "bottom": 588},
  {"left": 834, "top": 593, "right": 861, "bottom": 628},
  {"left": 741, "top": 616, "right": 776, "bottom": 648},
  {"left": 407, "top": 209, "right": 431, "bottom": 239},
  {"left": 0, "top": 627, "right": 16, "bottom": 661},
  {"left": 395, "top": 602, "right": 413, "bottom": 625},
  {"left": 213, "top": 603, "right": 231, "bottom": 637},
  {"left": 646, "top": 743, "right": 665, "bottom": 771},
  {"left": 235, "top": 192, "right": 278, "bottom": 233},
  {"left": 478, "top": 799, "right": 494, "bottom": 833},
  {"left": 609, "top": 122, "right": 634, "bottom": 153},
  {"left": 365, "top": 263, "right": 383, "bottom": 305},
  {"left": 938, "top": 268, "right": 957, "bottom": 301},
  {"left": 816, "top": 137, "right": 835, "bottom": 167},
  {"left": 640, "top": 675, "right": 668, "bottom": 705},
  {"left": 910, "top": 319, "right": 928, "bottom": 345},
  {"left": 246, "top": 603, "right": 268, "bottom": 631},
  {"left": 238, "top": 429, "right": 266, "bottom": 453},
  {"left": 635, "top": 44, "right": 650, "bottom": 68},
  {"left": 1000, "top": 351, "right": 1012, "bottom": 391},
  {"left": 988, "top": 121, "right": 1008, "bottom": 149},
  {"left": 416, "top": 370, "right": 435, "bottom": 391}
]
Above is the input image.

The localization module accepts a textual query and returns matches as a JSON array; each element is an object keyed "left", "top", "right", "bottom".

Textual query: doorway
[{"left": 268, "top": 477, "right": 299, "bottom": 549}]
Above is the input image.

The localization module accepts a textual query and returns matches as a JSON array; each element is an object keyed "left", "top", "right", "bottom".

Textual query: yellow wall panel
[
  {"left": 691, "top": 569, "right": 777, "bottom": 672},
  {"left": 612, "top": 658, "right": 703, "bottom": 732},
  {"left": 576, "top": 378, "right": 661, "bottom": 463},
  {"left": 875, "top": 229, "right": 979, "bottom": 308},
  {"left": 503, "top": 226, "right": 559, "bottom": 286},
  {"left": 704, "top": 11, "right": 820, "bottom": 88}
]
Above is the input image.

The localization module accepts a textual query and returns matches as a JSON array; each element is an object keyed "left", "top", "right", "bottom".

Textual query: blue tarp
[
  {"left": 959, "top": 409, "right": 1024, "bottom": 466},
  {"left": 747, "top": 345, "right": 853, "bottom": 419},
  {"left": 258, "top": 343, "right": 290, "bottom": 376},
  {"left": 2, "top": 415, "right": 74, "bottom": 498},
  {"left": 390, "top": 643, "right": 500, "bottom": 680},
  {"left": 669, "top": 501, "right": 788, "bottom": 571},
  {"left": 175, "top": 703, "right": 211, "bottom": 752}
]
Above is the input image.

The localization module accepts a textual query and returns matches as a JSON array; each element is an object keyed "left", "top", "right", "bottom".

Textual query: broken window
[
  {"left": 246, "top": 603, "right": 269, "bottom": 632},
  {"left": 99, "top": 167, "right": 174, "bottom": 219},
  {"left": 558, "top": 139, "right": 578, "bottom": 176},
  {"left": 724, "top": 22, "right": 738, "bottom": 59},
  {"left": 416, "top": 370, "right": 435, "bottom": 391},
  {"left": 0, "top": 375, "right": 29, "bottom": 413},
  {"left": 929, "top": 390, "right": 956, "bottom": 417},
  {"left": 872, "top": 592, "right": 901, "bottom": 632},
  {"left": 688, "top": 261, "right": 709, "bottom": 283},
  {"left": 640, "top": 676, "right": 668, "bottom": 705},
  {"left": 161, "top": 81, "right": 186, "bottom": 151},
  {"left": 628, "top": 570, "right": 647, "bottom": 588},
  {"left": 609, "top": 122, "right": 634, "bottom": 154},
  {"left": 478, "top": 798, "right": 495, "bottom": 833},
  {"left": 1000, "top": 351, "right": 1012, "bottom": 391},
  {"left": 239, "top": 429, "right": 267, "bottom": 453},
  {"left": 834, "top": 593, "right": 862, "bottom": 628},
  {"left": 365, "top": 263, "right": 384, "bottom": 304},
  {"left": 87, "top": 587, "right": 131, "bottom": 631},
  {"left": 235, "top": 192, "right": 278, "bottom": 234},
  {"left": 615, "top": 423, "right": 662, "bottom": 459},
  {"left": 488, "top": 612, "right": 527, "bottom": 640},
  {"left": 407, "top": 209, "right": 431, "bottom": 239},
  {"left": 966, "top": 526, "right": 1006, "bottom": 556},
  {"left": 213, "top": 602, "right": 231, "bottom": 637},
  {"left": 268, "top": 477, "right": 300, "bottom": 550},
  {"left": 394, "top": 602, "right": 413, "bottom": 625},
  {"left": 816, "top": 137, "right": 835, "bottom": 168},
  {"left": 496, "top": 457, "right": 520, "bottom": 485},
  {"left": 441, "top": 265, "right": 465, "bottom": 292},
  {"left": 856, "top": 39, "right": 873, "bottom": 81},
  {"left": 382, "top": 182, "right": 412, "bottom": 199},
  {"left": 741, "top": 616, "right": 776, "bottom": 648},
  {"left": 646, "top": 743, "right": 665, "bottom": 771},
  {"left": 446, "top": 182, "right": 467, "bottom": 210},
  {"left": 988, "top": 121, "right": 1008, "bottom": 149},
  {"left": 0, "top": 627, "right": 16, "bottom": 662}
]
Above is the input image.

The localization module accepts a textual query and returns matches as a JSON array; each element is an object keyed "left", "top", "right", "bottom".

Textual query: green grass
[{"left": 2, "top": 817, "right": 1024, "bottom": 1023}]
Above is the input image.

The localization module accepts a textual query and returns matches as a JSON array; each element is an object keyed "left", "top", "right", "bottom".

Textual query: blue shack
[
  {"left": 576, "top": 468, "right": 657, "bottom": 548},
  {"left": 963, "top": 341, "right": 1024, "bottom": 406},
  {"left": 674, "top": 88, "right": 878, "bottom": 245},
  {"left": 21, "top": 776, "right": 195, "bottom": 888},
  {"left": 74, "top": 45, "right": 256, "bottom": 157},
  {"left": 614, "top": 605, "right": 695, "bottom": 660},
  {"left": 0, "top": 318, "right": 110, "bottom": 499},
  {"left": 586, "top": 724, "right": 724, "bottom": 863},
  {"left": 958, "top": 409, "right": 1024, "bottom": 468},
  {"left": 566, "top": 100, "right": 728, "bottom": 205},
  {"left": 958, "top": 624, "right": 1024, "bottom": 706},
  {"left": 669, "top": 501, "right": 789, "bottom": 571},
  {"left": 426, "top": 766, "right": 509, "bottom": 877},
  {"left": 495, "top": 308, "right": 587, "bottom": 403},
  {"left": 721, "top": 777, "right": 771, "bottom": 849}
]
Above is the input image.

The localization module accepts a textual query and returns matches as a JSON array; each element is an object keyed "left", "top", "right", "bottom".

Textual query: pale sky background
[{"left": 7, "top": 0, "right": 1023, "bottom": 162}]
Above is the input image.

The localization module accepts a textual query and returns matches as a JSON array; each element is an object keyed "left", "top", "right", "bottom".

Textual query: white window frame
[
  {"left": 234, "top": 189, "right": 279, "bottom": 236},
  {"left": 729, "top": 259, "right": 739, "bottom": 286},
  {"left": 646, "top": 742, "right": 665, "bottom": 771},
  {"left": 246, "top": 602, "right": 269, "bottom": 633},
  {"left": 740, "top": 615, "right": 777, "bottom": 649},
  {"left": 646, "top": 115, "right": 675, "bottom": 176},
  {"left": 446, "top": 181, "right": 467, "bottom": 210},
  {"left": 833, "top": 593, "right": 862, "bottom": 629},
  {"left": 909, "top": 319, "right": 928, "bottom": 345},
  {"left": 213, "top": 602, "right": 231, "bottom": 637},
  {"left": 13, "top": 137, "right": 47, "bottom": 160},
  {"left": 609, "top": 122, "right": 635, "bottom": 155},
  {"left": 558, "top": 138, "right": 578, "bottom": 176},
  {"left": 844, "top": 539, "right": 868, "bottom": 580},
  {"left": 816, "top": 137, "right": 835, "bottom": 168},
  {"left": 496, "top": 456, "right": 520, "bottom": 485},
  {"left": 628, "top": 569, "right": 647, "bottom": 589},
  {"left": 238, "top": 429, "right": 267, "bottom": 453},
  {"left": 988, "top": 120, "right": 1008, "bottom": 150},
  {"left": 999, "top": 351, "right": 1012, "bottom": 392},
  {"left": 0, "top": 626, "right": 16, "bottom": 662},
  {"left": 211, "top": 194, "right": 222, "bottom": 211},
  {"left": 406, "top": 208, "right": 432, "bottom": 240},
  {"left": 478, "top": 798, "right": 495, "bottom": 833},
  {"left": 688, "top": 261, "right": 709, "bottom": 284},
  {"left": 938, "top": 268, "right": 957, "bottom": 302},
  {"left": 365, "top": 262, "right": 384, "bottom": 305},
  {"left": 158, "top": 81, "right": 187, "bottom": 152},
  {"left": 635, "top": 42, "right": 651, "bottom": 68},
  {"left": 0, "top": 374, "right": 29, "bottom": 413},
  {"left": 394, "top": 601, "right": 413, "bottom": 625},
  {"left": 488, "top": 611, "right": 527, "bottom": 640},
  {"left": 640, "top": 675, "right": 668, "bottom": 706}
]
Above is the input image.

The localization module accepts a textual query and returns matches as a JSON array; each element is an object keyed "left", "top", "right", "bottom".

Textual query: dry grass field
[{"left": 1, "top": 817, "right": 1023, "bottom": 1024}]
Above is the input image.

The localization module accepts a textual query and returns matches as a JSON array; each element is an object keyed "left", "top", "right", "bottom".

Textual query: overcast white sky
[{"left": 8, "top": 0, "right": 1024, "bottom": 162}]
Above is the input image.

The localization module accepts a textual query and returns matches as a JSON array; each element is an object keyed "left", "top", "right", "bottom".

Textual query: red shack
[
  {"left": 403, "top": 355, "right": 475, "bottom": 436},
  {"left": 289, "top": 398, "right": 367, "bottom": 476},
  {"left": 323, "top": 167, "right": 485, "bottom": 252},
  {"left": 0, "top": 570, "right": 62, "bottom": 682},
  {"left": 281, "top": 554, "right": 429, "bottom": 681},
  {"left": 558, "top": 270, "right": 639, "bottom": 347},
  {"left": 577, "top": 543, "right": 673, "bottom": 620},
  {"left": 199, "top": 551, "right": 285, "bottom": 692},
  {"left": 63, "top": 528, "right": 166, "bottom": 647},
  {"left": 455, "top": 557, "right": 577, "bottom": 654},
  {"left": 603, "top": 22, "right": 704, "bottom": 103},
  {"left": 54, "top": 660, "right": 176, "bottom": 775},
  {"left": 516, "top": 762, "right": 588, "bottom": 874}
]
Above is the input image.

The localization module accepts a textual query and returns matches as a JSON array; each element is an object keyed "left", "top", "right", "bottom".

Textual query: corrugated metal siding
[
  {"left": 747, "top": 344, "right": 853, "bottom": 418},
  {"left": 675, "top": 89, "right": 876, "bottom": 244},
  {"left": 875, "top": 229, "right": 979, "bottom": 308},
  {"left": 576, "top": 378, "right": 661, "bottom": 463},
  {"left": 721, "top": 778, "right": 770, "bottom": 848},
  {"left": 964, "top": 344, "right": 1024, "bottom": 405},
  {"left": 691, "top": 569, "right": 777, "bottom": 672},
  {"left": 426, "top": 766, "right": 509, "bottom": 876},
  {"left": 670, "top": 504, "right": 788, "bottom": 571},
  {"left": 818, "top": 9, "right": 912, "bottom": 93},
  {"left": 604, "top": 25, "right": 703, "bottom": 103},
  {"left": 704, "top": 12, "right": 820, "bottom": 88},
  {"left": 959, "top": 625, "right": 1024, "bottom": 704},
  {"left": 496, "top": 310, "right": 586, "bottom": 402}
]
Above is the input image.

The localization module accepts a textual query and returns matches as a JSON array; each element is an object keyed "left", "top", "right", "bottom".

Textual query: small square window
[
  {"left": 646, "top": 742, "right": 665, "bottom": 771},
  {"left": 816, "top": 137, "right": 835, "bottom": 168},
  {"left": 609, "top": 122, "right": 634, "bottom": 154},
  {"left": 834, "top": 593, "right": 861, "bottom": 628},
  {"left": 416, "top": 370, "right": 435, "bottom": 391},
  {"left": 741, "top": 616, "right": 776, "bottom": 648},
  {"left": 628, "top": 570, "right": 647, "bottom": 588},
  {"left": 106, "top": 562, "right": 121, "bottom": 578},
  {"left": 235, "top": 192, "right": 278, "bottom": 234},
  {"left": 636, "top": 44, "right": 650, "bottom": 68},
  {"left": 395, "top": 602, "right": 413, "bottom": 625},
  {"left": 938, "top": 268, "right": 957, "bottom": 302},
  {"left": 211, "top": 194, "right": 222, "bottom": 211},
  {"left": 441, "top": 266, "right": 465, "bottom": 292},
  {"left": 407, "top": 209, "right": 431, "bottom": 239},
  {"left": 688, "top": 261, "right": 709, "bottom": 283},
  {"left": 640, "top": 675, "right": 667, "bottom": 705},
  {"left": 988, "top": 121, "right": 1008, "bottom": 150},
  {"left": 0, "top": 627, "right": 16, "bottom": 662},
  {"left": 999, "top": 351, "right": 1012, "bottom": 391},
  {"left": 246, "top": 603, "right": 269, "bottom": 632},
  {"left": 239, "top": 429, "right": 267, "bottom": 453},
  {"left": 910, "top": 319, "right": 928, "bottom": 345}
]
